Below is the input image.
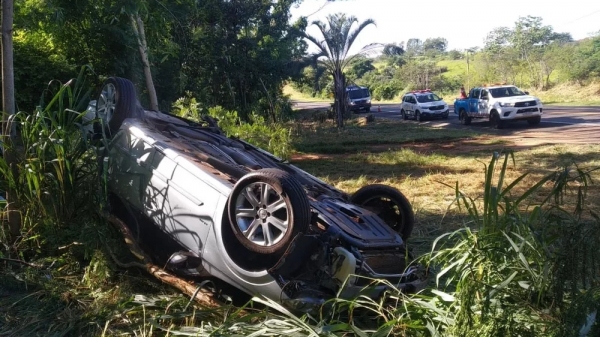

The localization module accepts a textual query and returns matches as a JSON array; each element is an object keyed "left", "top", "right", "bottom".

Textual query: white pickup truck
[{"left": 454, "top": 84, "right": 543, "bottom": 128}]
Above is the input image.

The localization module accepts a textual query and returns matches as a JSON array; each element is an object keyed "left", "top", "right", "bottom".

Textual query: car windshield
[
  {"left": 348, "top": 88, "right": 370, "bottom": 99},
  {"left": 489, "top": 86, "right": 526, "bottom": 98},
  {"left": 416, "top": 93, "right": 441, "bottom": 103}
]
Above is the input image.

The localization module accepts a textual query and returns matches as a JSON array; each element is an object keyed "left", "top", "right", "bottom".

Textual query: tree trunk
[
  {"left": 2, "top": 0, "right": 21, "bottom": 240},
  {"left": 130, "top": 14, "right": 159, "bottom": 111},
  {"left": 333, "top": 69, "right": 345, "bottom": 128}
]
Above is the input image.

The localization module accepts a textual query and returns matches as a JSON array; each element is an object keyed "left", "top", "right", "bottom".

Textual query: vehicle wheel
[
  {"left": 459, "top": 110, "right": 471, "bottom": 125},
  {"left": 442, "top": 114, "right": 449, "bottom": 119},
  {"left": 527, "top": 116, "right": 541, "bottom": 125},
  {"left": 416, "top": 111, "right": 423, "bottom": 122},
  {"left": 350, "top": 184, "right": 415, "bottom": 240},
  {"left": 228, "top": 168, "right": 310, "bottom": 255},
  {"left": 94, "top": 77, "right": 139, "bottom": 137},
  {"left": 401, "top": 109, "right": 408, "bottom": 120},
  {"left": 491, "top": 111, "right": 505, "bottom": 129}
]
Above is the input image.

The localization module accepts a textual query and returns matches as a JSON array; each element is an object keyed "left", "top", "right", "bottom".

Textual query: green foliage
[
  {"left": 0, "top": 67, "right": 105, "bottom": 254},
  {"left": 172, "top": 94, "right": 293, "bottom": 160},
  {"left": 420, "top": 152, "right": 600, "bottom": 336}
]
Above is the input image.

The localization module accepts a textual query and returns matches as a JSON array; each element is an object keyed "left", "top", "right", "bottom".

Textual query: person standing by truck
[{"left": 459, "top": 86, "right": 468, "bottom": 99}]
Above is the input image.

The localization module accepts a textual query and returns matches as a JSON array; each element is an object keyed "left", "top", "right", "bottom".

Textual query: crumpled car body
[{"left": 86, "top": 77, "right": 427, "bottom": 312}]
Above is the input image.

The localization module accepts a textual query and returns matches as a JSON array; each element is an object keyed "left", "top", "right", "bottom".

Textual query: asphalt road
[{"left": 294, "top": 101, "right": 600, "bottom": 145}]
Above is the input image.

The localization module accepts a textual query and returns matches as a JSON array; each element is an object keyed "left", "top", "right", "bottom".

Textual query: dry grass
[
  {"left": 528, "top": 81, "right": 600, "bottom": 105},
  {"left": 291, "top": 119, "right": 600, "bottom": 254}
]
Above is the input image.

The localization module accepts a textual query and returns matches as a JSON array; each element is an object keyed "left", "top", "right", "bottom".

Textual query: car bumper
[
  {"left": 349, "top": 103, "right": 372, "bottom": 111},
  {"left": 282, "top": 265, "right": 430, "bottom": 314},
  {"left": 498, "top": 106, "right": 543, "bottom": 120},
  {"left": 421, "top": 109, "right": 449, "bottom": 118}
]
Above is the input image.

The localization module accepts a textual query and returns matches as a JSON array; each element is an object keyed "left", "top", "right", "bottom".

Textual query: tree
[
  {"left": 347, "top": 56, "right": 375, "bottom": 79},
  {"left": 303, "top": 13, "right": 376, "bottom": 127},
  {"left": 480, "top": 17, "right": 572, "bottom": 88},
  {"left": 383, "top": 42, "right": 404, "bottom": 56},
  {"left": 129, "top": 10, "right": 158, "bottom": 111},
  {"left": 405, "top": 38, "right": 422, "bottom": 57},
  {"left": 2, "top": 0, "right": 21, "bottom": 239},
  {"left": 423, "top": 37, "right": 447, "bottom": 54}
]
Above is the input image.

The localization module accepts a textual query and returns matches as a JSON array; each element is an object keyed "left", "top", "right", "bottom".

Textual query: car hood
[
  {"left": 310, "top": 197, "right": 404, "bottom": 249},
  {"left": 419, "top": 101, "right": 446, "bottom": 107},
  {"left": 495, "top": 95, "right": 538, "bottom": 103}
]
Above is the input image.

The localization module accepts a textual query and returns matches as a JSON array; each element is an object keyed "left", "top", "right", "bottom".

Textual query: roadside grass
[
  {"left": 529, "top": 81, "right": 600, "bottom": 105},
  {"left": 292, "top": 118, "right": 482, "bottom": 154},
  {"left": 291, "top": 119, "right": 600, "bottom": 256},
  {"left": 283, "top": 83, "right": 329, "bottom": 102}
]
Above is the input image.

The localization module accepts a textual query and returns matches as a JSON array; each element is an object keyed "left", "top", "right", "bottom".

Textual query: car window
[
  {"left": 470, "top": 88, "right": 481, "bottom": 99},
  {"left": 481, "top": 90, "right": 489, "bottom": 100},
  {"left": 416, "top": 94, "right": 441, "bottom": 103},
  {"left": 130, "top": 136, "right": 154, "bottom": 167},
  {"left": 489, "top": 86, "right": 526, "bottom": 98}
]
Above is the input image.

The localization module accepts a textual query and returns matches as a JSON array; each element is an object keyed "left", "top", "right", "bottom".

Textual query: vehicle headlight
[
  {"left": 350, "top": 101, "right": 356, "bottom": 105},
  {"left": 499, "top": 102, "right": 515, "bottom": 107},
  {"left": 366, "top": 99, "right": 371, "bottom": 104}
]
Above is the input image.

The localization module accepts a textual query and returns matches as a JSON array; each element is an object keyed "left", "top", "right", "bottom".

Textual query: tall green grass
[{"left": 0, "top": 67, "right": 102, "bottom": 253}]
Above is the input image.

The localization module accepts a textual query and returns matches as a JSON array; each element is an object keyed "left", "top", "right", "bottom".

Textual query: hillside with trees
[{"left": 291, "top": 15, "right": 600, "bottom": 103}]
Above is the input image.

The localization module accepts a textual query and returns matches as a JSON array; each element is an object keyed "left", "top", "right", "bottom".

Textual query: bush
[
  {"left": 172, "top": 95, "right": 293, "bottom": 160},
  {"left": 207, "top": 107, "right": 293, "bottom": 160}
]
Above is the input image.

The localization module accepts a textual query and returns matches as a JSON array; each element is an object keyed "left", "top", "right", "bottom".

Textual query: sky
[{"left": 290, "top": 0, "right": 600, "bottom": 54}]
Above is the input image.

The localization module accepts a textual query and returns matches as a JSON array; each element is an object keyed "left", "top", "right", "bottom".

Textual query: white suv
[{"left": 400, "top": 90, "right": 449, "bottom": 122}]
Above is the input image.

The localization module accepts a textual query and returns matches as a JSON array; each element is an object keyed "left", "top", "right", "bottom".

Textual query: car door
[
  {"left": 479, "top": 89, "right": 489, "bottom": 116},
  {"left": 108, "top": 130, "right": 155, "bottom": 211},
  {"left": 161, "top": 161, "right": 223, "bottom": 254},
  {"left": 469, "top": 88, "right": 481, "bottom": 113},
  {"left": 409, "top": 96, "right": 417, "bottom": 116},
  {"left": 401, "top": 96, "right": 409, "bottom": 114}
]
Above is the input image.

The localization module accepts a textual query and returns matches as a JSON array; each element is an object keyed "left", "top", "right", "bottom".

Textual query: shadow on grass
[{"left": 292, "top": 155, "right": 480, "bottom": 182}]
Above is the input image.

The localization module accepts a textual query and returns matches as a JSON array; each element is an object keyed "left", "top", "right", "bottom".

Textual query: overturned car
[{"left": 86, "top": 77, "right": 427, "bottom": 312}]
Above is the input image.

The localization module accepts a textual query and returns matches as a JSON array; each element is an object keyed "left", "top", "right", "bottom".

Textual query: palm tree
[{"left": 303, "top": 13, "right": 376, "bottom": 128}]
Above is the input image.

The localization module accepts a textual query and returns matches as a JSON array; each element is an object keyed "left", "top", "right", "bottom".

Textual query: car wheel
[
  {"left": 491, "top": 111, "right": 505, "bottom": 129},
  {"left": 350, "top": 184, "right": 415, "bottom": 241},
  {"left": 94, "top": 77, "right": 139, "bottom": 137},
  {"left": 401, "top": 109, "right": 408, "bottom": 120},
  {"left": 228, "top": 168, "right": 310, "bottom": 255},
  {"left": 527, "top": 116, "right": 541, "bottom": 125},
  {"left": 459, "top": 110, "right": 471, "bottom": 125},
  {"left": 416, "top": 111, "right": 423, "bottom": 122}
]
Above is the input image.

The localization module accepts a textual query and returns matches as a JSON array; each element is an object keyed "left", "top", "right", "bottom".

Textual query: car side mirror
[{"left": 525, "top": 91, "right": 529, "bottom": 95}]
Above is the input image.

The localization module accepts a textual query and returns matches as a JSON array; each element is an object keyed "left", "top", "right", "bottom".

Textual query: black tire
[
  {"left": 350, "top": 184, "right": 415, "bottom": 241},
  {"left": 527, "top": 116, "right": 541, "bottom": 125},
  {"left": 459, "top": 109, "right": 471, "bottom": 125},
  {"left": 227, "top": 168, "right": 310, "bottom": 255},
  {"left": 416, "top": 111, "right": 423, "bottom": 122},
  {"left": 491, "top": 111, "right": 504, "bottom": 129},
  {"left": 94, "top": 77, "right": 139, "bottom": 137},
  {"left": 401, "top": 109, "right": 408, "bottom": 120}
]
